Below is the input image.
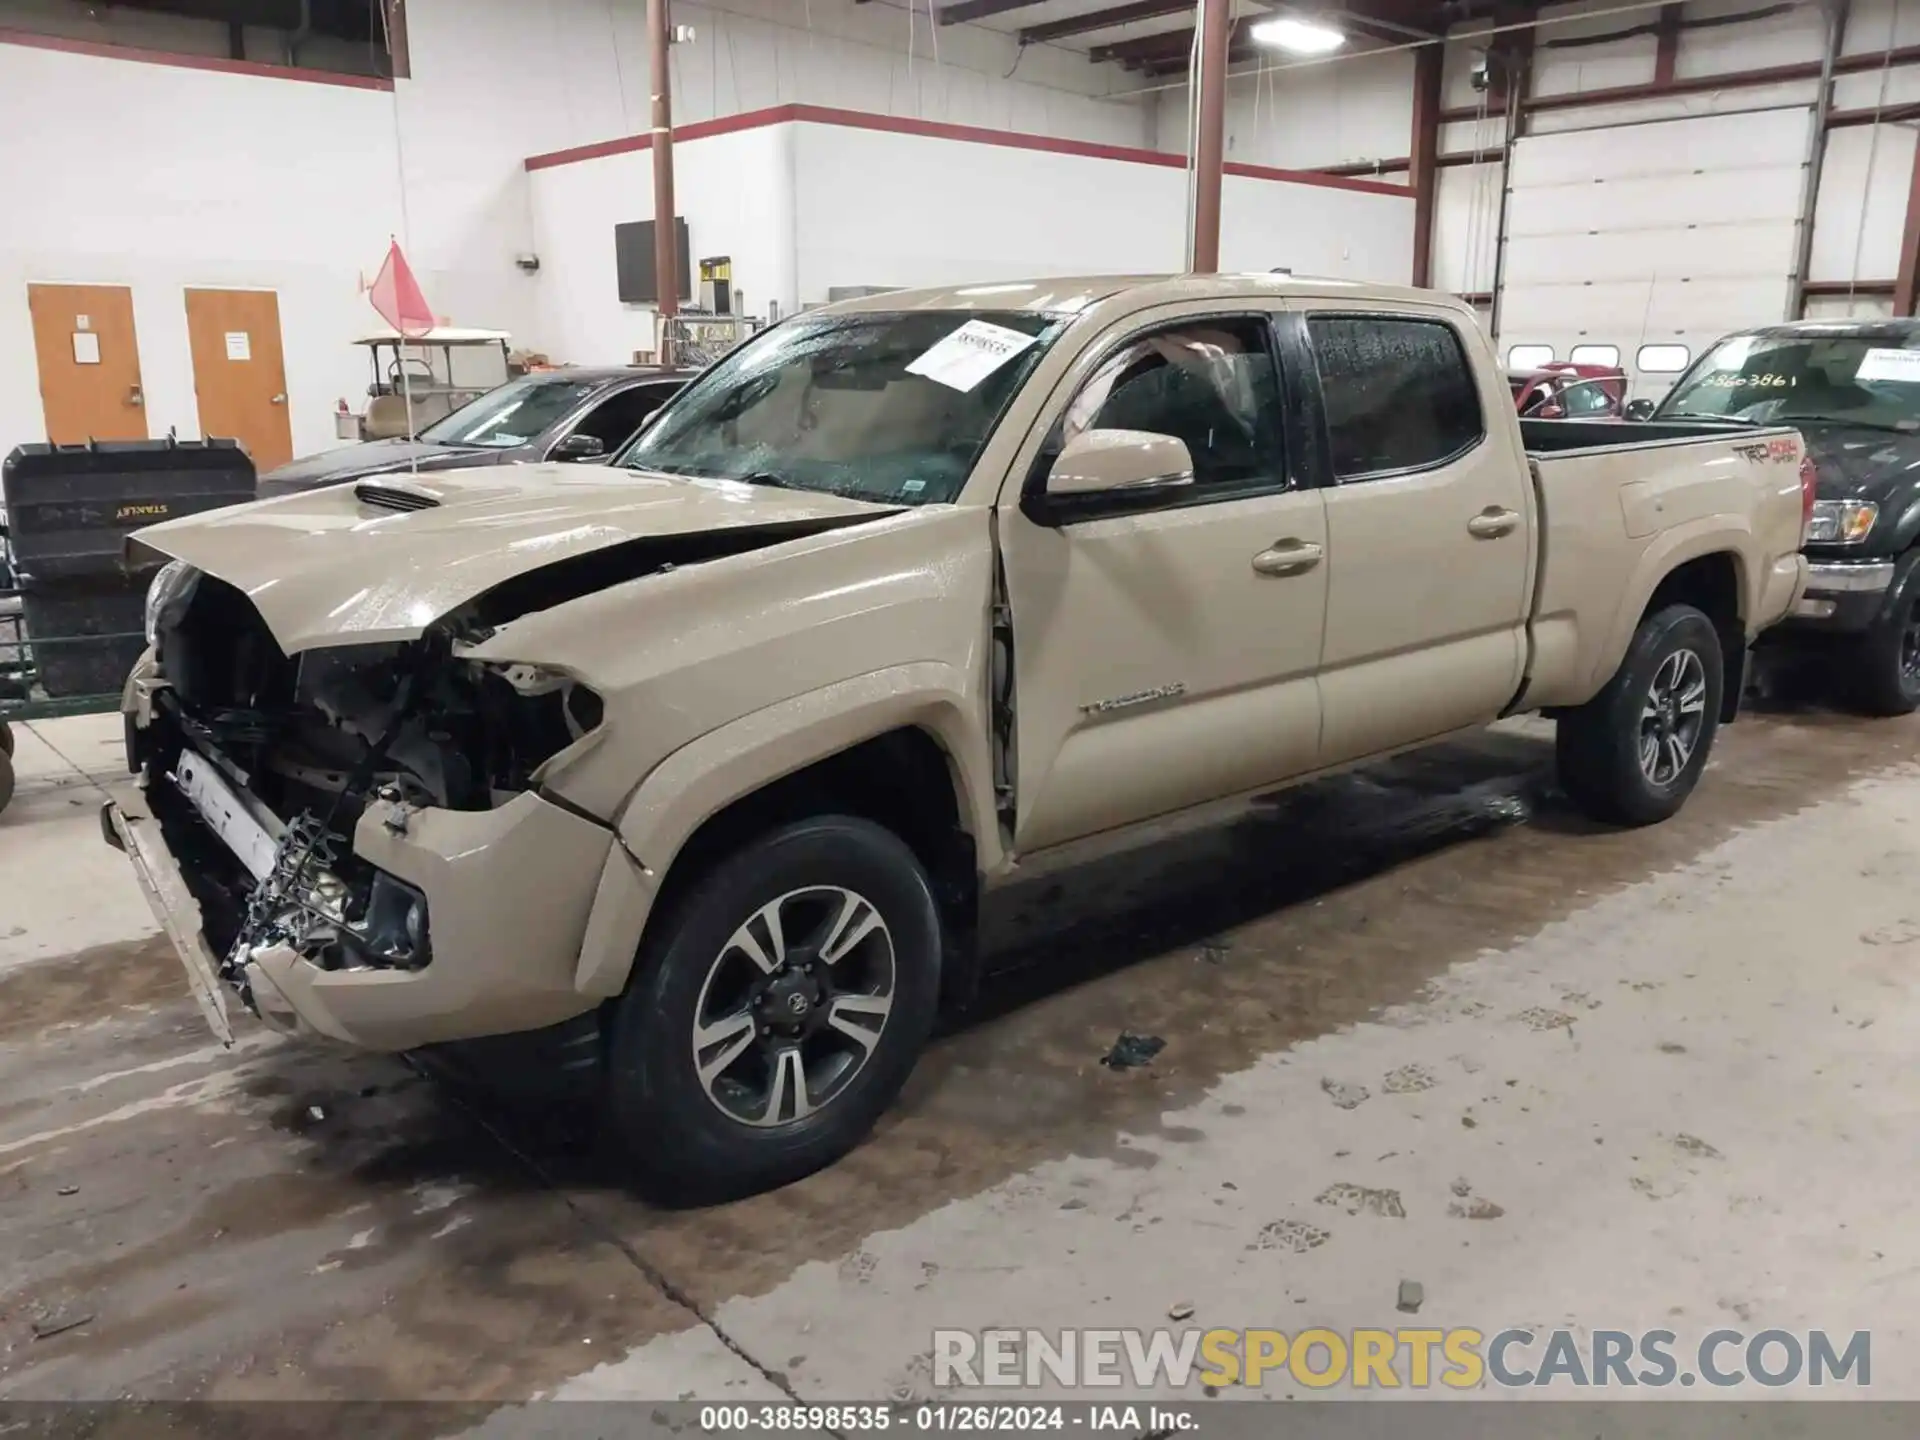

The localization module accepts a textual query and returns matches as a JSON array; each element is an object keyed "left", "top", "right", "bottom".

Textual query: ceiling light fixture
[{"left": 1251, "top": 17, "right": 1347, "bottom": 55}]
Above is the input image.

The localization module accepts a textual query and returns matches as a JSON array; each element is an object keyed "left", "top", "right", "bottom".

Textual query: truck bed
[
  {"left": 1515, "top": 417, "right": 1808, "bottom": 714},
  {"left": 1518, "top": 416, "right": 1751, "bottom": 453}
]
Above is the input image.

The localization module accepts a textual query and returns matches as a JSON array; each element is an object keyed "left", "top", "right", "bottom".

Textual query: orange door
[
  {"left": 26, "top": 284, "right": 149, "bottom": 443},
  {"left": 184, "top": 288, "right": 294, "bottom": 472}
]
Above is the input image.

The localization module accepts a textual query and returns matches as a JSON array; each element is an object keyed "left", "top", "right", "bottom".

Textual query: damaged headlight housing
[
  {"left": 143, "top": 559, "right": 201, "bottom": 644},
  {"left": 1806, "top": 499, "right": 1878, "bottom": 545}
]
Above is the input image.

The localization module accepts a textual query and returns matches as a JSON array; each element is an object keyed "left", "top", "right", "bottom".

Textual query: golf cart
[{"left": 346, "top": 327, "right": 513, "bottom": 441}]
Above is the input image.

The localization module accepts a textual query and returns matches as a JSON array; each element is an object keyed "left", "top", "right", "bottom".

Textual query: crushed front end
[{"left": 106, "top": 563, "right": 621, "bottom": 1051}]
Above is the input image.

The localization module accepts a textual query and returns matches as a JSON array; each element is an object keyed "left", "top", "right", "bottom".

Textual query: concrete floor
[{"left": 1, "top": 702, "right": 1917, "bottom": 1404}]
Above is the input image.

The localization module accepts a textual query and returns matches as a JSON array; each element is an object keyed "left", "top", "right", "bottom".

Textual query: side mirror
[
  {"left": 1624, "top": 399, "right": 1657, "bottom": 422},
  {"left": 1047, "top": 429, "right": 1194, "bottom": 498},
  {"left": 551, "top": 432, "right": 607, "bottom": 462}
]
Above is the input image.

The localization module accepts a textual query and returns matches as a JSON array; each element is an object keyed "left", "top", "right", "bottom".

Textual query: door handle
[
  {"left": 270, "top": 393, "right": 287, "bottom": 405},
  {"left": 127, "top": 385, "right": 144, "bottom": 408},
  {"left": 1251, "top": 538, "right": 1324, "bottom": 577},
  {"left": 1467, "top": 506, "right": 1520, "bottom": 539}
]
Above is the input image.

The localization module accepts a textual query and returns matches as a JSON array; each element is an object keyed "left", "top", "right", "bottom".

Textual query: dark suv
[{"left": 257, "top": 368, "right": 692, "bottom": 499}]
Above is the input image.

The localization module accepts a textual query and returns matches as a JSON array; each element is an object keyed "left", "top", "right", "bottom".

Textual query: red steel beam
[
  {"left": 1190, "top": 0, "right": 1234, "bottom": 273},
  {"left": 1652, "top": 3, "right": 1682, "bottom": 86},
  {"left": 647, "top": 0, "right": 679, "bottom": 353},
  {"left": 1409, "top": 40, "right": 1442, "bottom": 288},
  {"left": 1895, "top": 136, "right": 1920, "bottom": 315}
]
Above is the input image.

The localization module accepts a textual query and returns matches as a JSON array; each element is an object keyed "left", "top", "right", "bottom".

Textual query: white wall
[
  {"left": 0, "top": 42, "right": 406, "bottom": 460},
  {"left": 793, "top": 122, "right": 1412, "bottom": 299},
  {"left": 0, "top": 0, "right": 1157, "bottom": 458},
  {"left": 526, "top": 114, "right": 1416, "bottom": 369},
  {"left": 528, "top": 125, "right": 798, "bottom": 365},
  {"left": 1152, "top": 50, "right": 1416, "bottom": 174}
]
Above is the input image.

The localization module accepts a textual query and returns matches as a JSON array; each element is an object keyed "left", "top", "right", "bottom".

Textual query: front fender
[
  {"left": 1884, "top": 489, "right": 1920, "bottom": 554},
  {"left": 570, "top": 663, "right": 995, "bottom": 998}
]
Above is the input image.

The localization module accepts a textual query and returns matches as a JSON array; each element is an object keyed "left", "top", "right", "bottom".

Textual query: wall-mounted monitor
[{"left": 615, "top": 218, "right": 691, "bottom": 305}]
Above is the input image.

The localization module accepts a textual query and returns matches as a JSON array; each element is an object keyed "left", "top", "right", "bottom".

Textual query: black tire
[
  {"left": 0, "top": 749, "right": 13, "bottom": 818},
  {"left": 1840, "top": 552, "right": 1920, "bottom": 717},
  {"left": 0, "top": 720, "right": 13, "bottom": 757},
  {"left": 1556, "top": 603, "right": 1724, "bottom": 828},
  {"left": 604, "top": 814, "right": 942, "bottom": 1203}
]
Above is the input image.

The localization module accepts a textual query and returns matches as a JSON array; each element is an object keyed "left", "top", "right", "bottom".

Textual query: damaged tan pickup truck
[{"left": 105, "top": 275, "right": 1811, "bottom": 1199}]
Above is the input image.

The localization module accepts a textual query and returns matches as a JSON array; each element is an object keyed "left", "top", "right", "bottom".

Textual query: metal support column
[
  {"left": 648, "top": 0, "right": 681, "bottom": 363},
  {"left": 1187, "top": 0, "right": 1233, "bottom": 273}
]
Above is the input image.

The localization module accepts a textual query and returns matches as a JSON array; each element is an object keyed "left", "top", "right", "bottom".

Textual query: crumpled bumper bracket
[{"left": 103, "top": 790, "right": 235, "bottom": 1047}]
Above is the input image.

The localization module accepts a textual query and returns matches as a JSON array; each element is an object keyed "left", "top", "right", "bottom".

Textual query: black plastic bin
[{"left": 2, "top": 438, "right": 256, "bottom": 698}]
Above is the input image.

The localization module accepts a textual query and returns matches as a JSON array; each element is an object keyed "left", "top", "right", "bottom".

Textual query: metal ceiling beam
[
  {"left": 1092, "top": 17, "right": 1257, "bottom": 66},
  {"left": 937, "top": 0, "right": 1052, "bottom": 23},
  {"left": 1098, "top": 2, "right": 1432, "bottom": 71},
  {"left": 1020, "top": 0, "right": 1195, "bottom": 46}
]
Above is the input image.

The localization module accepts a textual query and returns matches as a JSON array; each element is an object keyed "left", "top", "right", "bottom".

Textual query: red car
[{"left": 1510, "top": 362, "right": 1628, "bottom": 419}]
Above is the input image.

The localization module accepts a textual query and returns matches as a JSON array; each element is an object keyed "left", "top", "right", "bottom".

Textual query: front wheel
[
  {"left": 1840, "top": 553, "right": 1920, "bottom": 717},
  {"left": 604, "top": 814, "right": 942, "bottom": 1203},
  {"left": 1556, "top": 603, "right": 1724, "bottom": 827}
]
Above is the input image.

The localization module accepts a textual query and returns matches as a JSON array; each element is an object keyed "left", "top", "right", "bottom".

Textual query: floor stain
[{"left": 6, "top": 710, "right": 1920, "bottom": 1398}]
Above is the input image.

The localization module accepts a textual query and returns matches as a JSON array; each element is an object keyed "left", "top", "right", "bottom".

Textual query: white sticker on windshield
[
  {"left": 1855, "top": 347, "right": 1920, "bottom": 383},
  {"left": 906, "top": 320, "right": 1038, "bottom": 393}
]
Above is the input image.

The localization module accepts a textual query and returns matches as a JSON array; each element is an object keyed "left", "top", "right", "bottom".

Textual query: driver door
[{"left": 996, "top": 308, "right": 1328, "bottom": 853}]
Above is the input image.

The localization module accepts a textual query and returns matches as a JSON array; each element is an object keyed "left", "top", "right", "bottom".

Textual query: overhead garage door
[{"left": 1495, "top": 107, "right": 1814, "bottom": 401}]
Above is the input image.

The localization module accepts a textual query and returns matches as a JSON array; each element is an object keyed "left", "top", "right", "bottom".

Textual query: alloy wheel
[
  {"left": 1638, "top": 647, "right": 1708, "bottom": 787},
  {"left": 690, "top": 886, "right": 897, "bottom": 1128}
]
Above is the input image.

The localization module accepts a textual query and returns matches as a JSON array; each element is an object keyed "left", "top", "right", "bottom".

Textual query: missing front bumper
[{"left": 103, "top": 776, "right": 622, "bottom": 1053}]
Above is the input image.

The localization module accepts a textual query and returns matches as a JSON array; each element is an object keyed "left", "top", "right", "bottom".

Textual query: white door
[{"left": 1496, "top": 107, "right": 1814, "bottom": 401}]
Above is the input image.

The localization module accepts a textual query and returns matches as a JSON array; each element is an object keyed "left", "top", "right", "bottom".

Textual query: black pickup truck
[{"left": 1639, "top": 319, "right": 1920, "bottom": 714}]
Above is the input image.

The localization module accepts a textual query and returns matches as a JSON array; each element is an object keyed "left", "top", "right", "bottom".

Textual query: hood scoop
[{"left": 354, "top": 481, "right": 441, "bottom": 513}]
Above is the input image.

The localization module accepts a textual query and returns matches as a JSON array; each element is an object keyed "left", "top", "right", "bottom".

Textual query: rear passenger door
[{"left": 1300, "top": 309, "right": 1534, "bottom": 765}]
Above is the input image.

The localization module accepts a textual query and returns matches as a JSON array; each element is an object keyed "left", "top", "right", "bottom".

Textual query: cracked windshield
[
  {"left": 622, "top": 309, "right": 1065, "bottom": 504},
  {"left": 1660, "top": 331, "right": 1920, "bottom": 432}
]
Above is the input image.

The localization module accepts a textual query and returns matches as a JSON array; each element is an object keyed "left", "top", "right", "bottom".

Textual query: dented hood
[{"left": 133, "top": 463, "right": 898, "bottom": 653}]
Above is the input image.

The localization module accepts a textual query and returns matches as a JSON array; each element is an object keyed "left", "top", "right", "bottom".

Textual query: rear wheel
[
  {"left": 1557, "top": 603, "right": 1723, "bottom": 827},
  {"left": 1840, "top": 553, "right": 1920, "bottom": 717},
  {"left": 604, "top": 814, "right": 941, "bottom": 1203},
  {"left": 0, "top": 720, "right": 14, "bottom": 757},
  {"left": 0, "top": 749, "right": 14, "bottom": 818}
]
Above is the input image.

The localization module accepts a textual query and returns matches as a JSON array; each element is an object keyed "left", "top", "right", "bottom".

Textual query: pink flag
[{"left": 368, "top": 239, "right": 435, "bottom": 338}]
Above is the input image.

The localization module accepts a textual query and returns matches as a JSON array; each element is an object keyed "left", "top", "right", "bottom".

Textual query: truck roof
[
  {"left": 819, "top": 272, "right": 1462, "bottom": 319},
  {"left": 1736, "top": 317, "right": 1920, "bottom": 342}
]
